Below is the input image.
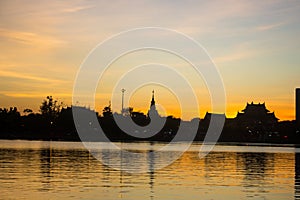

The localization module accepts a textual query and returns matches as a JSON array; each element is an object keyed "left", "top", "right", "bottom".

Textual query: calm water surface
[{"left": 0, "top": 140, "right": 299, "bottom": 200}]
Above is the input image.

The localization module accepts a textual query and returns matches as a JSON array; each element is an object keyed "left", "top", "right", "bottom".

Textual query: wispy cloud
[
  {"left": 256, "top": 22, "right": 285, "bottom": 31},
  {"left": 0, "top": 29, "right": 66, "bottom": 48},
  {"left": 0, "top": 0, "right": 299, "bottom": 119},
  {"left": 0, "top": 69, "right": 67, "bottom": 83},
  {"left": 214, "top": 51, "right": 252, "bottom": 64},
  {"left": 1, "top": 92, "right": 72, "bottom": 98},
  {"left": 62, "top": 4, "right": 94, "bottom": 13},
  {"left": 213, "top": 42, "right": 258, "bottom": 64}
]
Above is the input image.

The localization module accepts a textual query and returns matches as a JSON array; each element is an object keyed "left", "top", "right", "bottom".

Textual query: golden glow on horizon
[
  {"left": 128, "top": 85, "right": 182, "bottom": 118},
  {"left": 0, "top": 1, "right": 300, "bottom": 121}
]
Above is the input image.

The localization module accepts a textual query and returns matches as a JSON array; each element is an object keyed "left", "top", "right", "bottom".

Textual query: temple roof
[
  {"left": 236, "top": 102, "right": 279, "bottom": 122},
  {"left": 242, "top": 102, "right": 270, "bottom": 113}
]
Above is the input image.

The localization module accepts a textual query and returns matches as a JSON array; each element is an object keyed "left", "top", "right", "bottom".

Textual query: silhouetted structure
[
  {"left": 0, "top": 94, "right": 299, "bottom": 144},
  {"left": 121, "top": 88, "right": 126, "bottom": 115},
  {"left": 148, "top": 90, "right": 159, "bottom": 117},
  {"left": 230, "top": 102, "right": 279, "bottom": 142},
  {"left": 131, "top": 111, "right": 148, "bottom": 126},
  {"left": 296, "top": 88, "right": 300, "bottom": 129},
  {"left": 236, "top": 102, "right": 278, "bottom": 125},
  {"left": 236, "top": 102, "right": 278, "bottom": 130}
]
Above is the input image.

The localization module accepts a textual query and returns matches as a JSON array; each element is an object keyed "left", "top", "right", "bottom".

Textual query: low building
[
  {"left": 236, "top": 102, "right": 278, "bottom": 125},
  {"left": 235, "top": 102, "right": 279, "bottom": 139}
]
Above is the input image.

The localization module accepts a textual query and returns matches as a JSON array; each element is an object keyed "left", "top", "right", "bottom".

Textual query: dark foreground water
[{"left": 0, "top": 140, "right": 299, "bottom": 200}]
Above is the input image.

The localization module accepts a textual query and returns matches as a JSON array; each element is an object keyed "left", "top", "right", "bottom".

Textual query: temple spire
[{"left": 150, "top": 90, "right": 155, "bottom": 108}]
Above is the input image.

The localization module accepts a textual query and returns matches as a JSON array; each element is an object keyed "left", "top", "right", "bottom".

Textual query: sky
[{"left": 0, "top": 0, "right": 300, "bottom": 120}]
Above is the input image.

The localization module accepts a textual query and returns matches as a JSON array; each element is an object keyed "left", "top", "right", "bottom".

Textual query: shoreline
[{"left": 0, "top": 138, "right": 299, "bottom": 148}]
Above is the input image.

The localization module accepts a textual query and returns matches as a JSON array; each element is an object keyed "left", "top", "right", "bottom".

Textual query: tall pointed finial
[
  {"left": 150, "top": 90, "right": 156, "bottom": 108},
  {"left": 152, "top": 90, "right": 155, "bottom": 101}
]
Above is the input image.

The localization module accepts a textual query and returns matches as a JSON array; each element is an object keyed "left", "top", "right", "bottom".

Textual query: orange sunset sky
[{"left": 1, "top": 0, "right": 300, "bottom": 121}]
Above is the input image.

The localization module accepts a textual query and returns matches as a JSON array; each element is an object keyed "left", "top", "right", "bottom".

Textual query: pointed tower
[
  {"left": 148, "top": 90, "right": 159, "bottom": 117},
  {"left": 150, "top": 90, "right": 156, "bottom": 109}
]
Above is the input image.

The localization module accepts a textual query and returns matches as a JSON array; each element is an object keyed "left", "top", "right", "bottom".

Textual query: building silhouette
[
  {"left": 148, "top": 90, "right": 159, "bottom": 117},
  {"left": 236, "top": 102, "right": 278, "bottom": 126},
  {"left": 232, "top": 102, "right": 279, "bottom": 142},
  {"left": 296, "top": 88, "right": 300, "bottom": 128}
]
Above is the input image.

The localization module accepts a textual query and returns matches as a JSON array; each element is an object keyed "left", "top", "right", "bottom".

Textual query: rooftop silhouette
[{"left": 0, "top": 90, "right": 299, "bottom": 144}]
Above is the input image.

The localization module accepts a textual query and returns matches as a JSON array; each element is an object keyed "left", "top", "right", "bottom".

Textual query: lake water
[{"left": 0, "top": 140, "right": 299, "bottom": 200}]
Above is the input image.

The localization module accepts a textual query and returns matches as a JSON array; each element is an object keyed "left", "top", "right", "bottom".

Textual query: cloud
[
  {"left": 213, "top": 42, "right": 257, "bottom": 64},
  {"left": 62, "top": 4, "right": 94, "bottom": 13},
  {"left": 0, "top": 69, "right": 67, "bottom": 83},
  {"left": 0, "top": 0, "right": 299, "bottom": 119},
  {"left": 256, "top": 22, "right": 285, "bottom": 31},
  {"left": 0, "top": 28, "right": 66, "bottom": 48},
  {"left": 1, "top": 92, "right": 72, "bottom": 98}
]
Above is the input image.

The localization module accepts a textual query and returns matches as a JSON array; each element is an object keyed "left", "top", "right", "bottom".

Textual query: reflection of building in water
[
  {"left": 148, "top": 147, "right": 155, "bottom": 200},
  {"left": 295, "top": 153, "right": 300, "bottom": 199},
  {"left": 39, "top": 144, "right": 52, "bottom": 176},
  {"left": 239, "top": 153, "right": 268, "bottom": 179},
  {"left": 237, "top": 152, "right": 272, "bottom": 197},
  {"left": 39, "top": 143, "right": 53, "bottom": 191}
]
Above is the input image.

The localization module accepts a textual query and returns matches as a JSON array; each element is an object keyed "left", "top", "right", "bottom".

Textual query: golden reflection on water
[{"left": 0, "top": 140, "right": 298, "bottom": 200}]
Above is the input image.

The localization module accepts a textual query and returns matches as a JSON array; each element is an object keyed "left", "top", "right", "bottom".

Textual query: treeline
[
  {"left": 0, "top": 96, "right": 75, "bottom": 140},
  {"left": 0, "top": 96, "right": 300, "bottom": 144},
  {"left": 0, "top": 96, "right": 181, "bottom": 141}
]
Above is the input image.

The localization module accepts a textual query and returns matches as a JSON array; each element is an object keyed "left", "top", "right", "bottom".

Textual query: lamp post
[{"left": 121, "top": 88, "right": 126, "bottom": 115}]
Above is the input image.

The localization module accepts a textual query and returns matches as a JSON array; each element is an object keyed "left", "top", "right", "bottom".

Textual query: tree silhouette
[
  {"left": 102, "top": 102, "right": 112, "bottom": 117},
  {"left": 40, "top": 96, "right": 61, "bottom": 120},
  {"left": 122, "top": 107, "right": 133, "bottom": 116},
  {"left": 0, "top": 107, "right": 21, "bottom": 133},
  {"left": 23, "top": 108, "right": 33, "bottom": 115}
]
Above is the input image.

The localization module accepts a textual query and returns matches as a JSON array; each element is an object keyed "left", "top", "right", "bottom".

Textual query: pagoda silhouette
[
  {"left": 234, "top": 102, "right": 279, "bottom": 137},
  {"left": 236, "top": 102, "right": 278, "bottom": 125}
]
